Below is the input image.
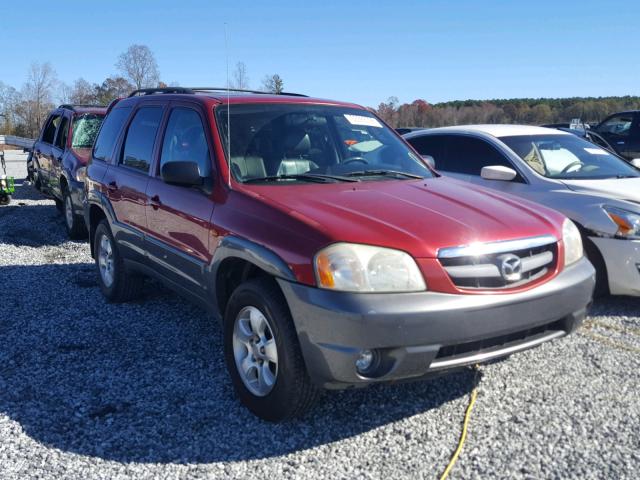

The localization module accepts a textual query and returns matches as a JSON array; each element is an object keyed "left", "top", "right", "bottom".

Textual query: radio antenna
[{"left": 224, "top": 22, "right": 232, "bottom": 190}]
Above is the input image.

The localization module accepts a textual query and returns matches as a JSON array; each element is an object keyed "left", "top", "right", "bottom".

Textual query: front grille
[
  {"left": 438, "top": 235, "right": 558, "bottom": 290},
  {"left": 434, "top": 319, "right": 565, "bottom": 361}
]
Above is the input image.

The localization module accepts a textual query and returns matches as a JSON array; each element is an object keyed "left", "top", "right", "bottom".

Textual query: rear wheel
[
  {"left": 63, "top": 189, "right": 87, "bottom": 239},
  {"left": 223, "top": 277, "right": 320, "bottom": 421},
  {"left": 94, "top": 220, "right": 143, "bottom": 302}
]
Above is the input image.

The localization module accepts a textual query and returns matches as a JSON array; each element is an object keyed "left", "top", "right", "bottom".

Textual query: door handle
[
  {"left": 150, "top": 195, "right": 162, "bottom": 210},
  {"left": 107, "top": 181, "right": 118, "bottom": 192},
  {"left": 617, "top": 141, "right": 626, "bottom": 145}
]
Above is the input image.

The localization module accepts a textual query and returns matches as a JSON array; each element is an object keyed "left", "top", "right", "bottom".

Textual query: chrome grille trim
[
  {"left": 437, "top": 234, "right": 557, "bottom": 259},
  {"left": 444, "top": 250, "right": 553, "bottom": 279}
]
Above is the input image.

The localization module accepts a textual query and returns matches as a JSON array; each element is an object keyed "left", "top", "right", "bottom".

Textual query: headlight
[
  {"left": 562, "top": 219, "right": 583, "bottom": 266},
  {"left": 75, "top": 167, "right": 87, "bottom": 183},
  {"left": 603, "top": 206, "right": 640, "bottom": 240},
  {"left": 315, "top": 243, "right": 426, "bottom": 292}
]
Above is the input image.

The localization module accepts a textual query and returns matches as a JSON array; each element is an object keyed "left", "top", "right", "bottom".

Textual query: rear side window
[
  {"left": 93, "top": 107, "right": 132, "bottom": 161},
  {"left": 120, "top": 107, "right": 163, "bottom": 172},
  {"left": 407, "top": 135, "right": 447, "bottom": 165},
  {"left": 42, "top": 115, "right": 61, "bottom": 144},
  {"left": 160, "top": 108, "right": 211, "bottom": 177},
  {"left": 441, "top": 136, "right": 511, "bottom": 175},
  {"left": 54, "top": 116, "right": 69, "bottom": 149}
]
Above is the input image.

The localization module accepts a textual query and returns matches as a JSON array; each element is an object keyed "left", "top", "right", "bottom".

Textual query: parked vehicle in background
[
  {"left": 33, "top": 104, "right": 106, "bottom": 238},
  {"left": 553, "top": 127, "right": 616, "bottom": 154},
  {"left": 405, "top": 125, "right": 640, "bottom": 296},
  {"left": 593, "top": 111, "right": 640, "bottom": 162},
  {"left": 84, "top": 89, "right": 594, "bottom": 421}
]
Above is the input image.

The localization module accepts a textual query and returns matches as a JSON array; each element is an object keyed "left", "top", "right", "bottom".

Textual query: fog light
[{"left": 355, "top": 349, "right": 375, "bottom": 373}]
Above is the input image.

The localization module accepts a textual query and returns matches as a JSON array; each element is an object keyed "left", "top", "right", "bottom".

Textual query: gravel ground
[{"left": 0, "top": 151, "right": 639, "bottom": 479}]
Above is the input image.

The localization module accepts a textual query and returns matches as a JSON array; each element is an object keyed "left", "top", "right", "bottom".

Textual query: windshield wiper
[
  {"left": 242, "top": 173, "right": 357, "bottom": 184},
  {"left": 344, "top": 169, "right": 424, "bottom": 179}
]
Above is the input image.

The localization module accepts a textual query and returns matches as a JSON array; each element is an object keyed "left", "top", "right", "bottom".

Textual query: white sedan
[{"left": 405, "top": 125, "right": 640, "bottom": 297}]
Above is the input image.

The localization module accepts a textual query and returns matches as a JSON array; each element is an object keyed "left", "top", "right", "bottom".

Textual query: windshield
[
  {"left": 215, "top": 104, "right": 433, "bottom": 183},
  {"left": 500, "top": 134, "right": 639, "bottom": 179},
  {"left": 72, "top": 114, "right": 105, "bottom": 149}
]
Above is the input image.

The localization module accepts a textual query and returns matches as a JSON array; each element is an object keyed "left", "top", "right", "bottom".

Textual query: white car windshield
[
  {"left": 500, "top": 134, "right": 640, "bottom": 179},
  {"left": 215, "top": 103, "right": 433, "bottom": 184}
]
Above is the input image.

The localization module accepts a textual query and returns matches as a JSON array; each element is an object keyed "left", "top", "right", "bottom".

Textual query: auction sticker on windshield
[{"left": 344, "top": 114, "right": 382, "bottom": 128}]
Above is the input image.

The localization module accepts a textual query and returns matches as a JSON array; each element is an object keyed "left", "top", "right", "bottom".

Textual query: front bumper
[
  {"left": 590, "top": 236, "right": 640, "bottom": 296},
  {"left": 277, "top": 257, "right": 595, "bottom": 388}
]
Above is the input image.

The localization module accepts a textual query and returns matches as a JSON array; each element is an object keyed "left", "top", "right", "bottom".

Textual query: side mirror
[
  {"left": 421, "top": 155, "right": 436, "bottom": 169},
  {"left": 631, "top": 159, "right": 640, "bottom": 168},
  {"left": 161, "top": 161, "right": 203, "bottom": 187},
  {"left": 481, "top": 165, "right": 517, "bottom": 181}
]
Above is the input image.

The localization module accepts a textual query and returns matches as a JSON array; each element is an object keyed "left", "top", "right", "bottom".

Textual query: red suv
[
  {"left": 33, "top": 104, "right": 106, "bottom": 238},
  {"left": 84, "top": 88, "right": 595, "bottom": 421}
]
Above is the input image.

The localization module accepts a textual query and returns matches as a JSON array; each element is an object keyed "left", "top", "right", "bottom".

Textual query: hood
[
  {"left": 561, "top": 177, "right": 640, "bottom": 204},
  {"left": 70, "top": 147, "right": 92, "bottom": 164},
  {"left": 243, "top": 177, "right": 564, "bottom": 258}
]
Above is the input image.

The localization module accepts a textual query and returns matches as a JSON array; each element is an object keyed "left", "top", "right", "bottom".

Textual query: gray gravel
[{"left": 0, "top": 151, "right": 639, "bottom": 479}]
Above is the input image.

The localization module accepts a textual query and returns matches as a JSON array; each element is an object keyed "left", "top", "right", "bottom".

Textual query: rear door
[
  {"left": 624, "top": 113, "right": 640, "bottom": 160},
  {"left": 102, "top": 103, "right": 165, "bottom": 262},
  {"left": 145, "top": 102, "right": 215, "bottom": 291},
  {"left": 596, "top": 113, "right": 636, "bottom": 160},
  {"left": 50, "top": 113, "right": 71, "bottom": 198}
]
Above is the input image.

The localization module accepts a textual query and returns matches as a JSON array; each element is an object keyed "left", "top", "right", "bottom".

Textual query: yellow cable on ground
[{"left": 439, "top": 367, "right": 480, "bottom": 480}]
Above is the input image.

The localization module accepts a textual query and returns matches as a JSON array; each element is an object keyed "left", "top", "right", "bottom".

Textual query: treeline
[
  {"left": 376, "top": 96, "right": 640, "bottom": 128},
  {"left": 0, "top": 45, "right": 285, "bottom": 139}
]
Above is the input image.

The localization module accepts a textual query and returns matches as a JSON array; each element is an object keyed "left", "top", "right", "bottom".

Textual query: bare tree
[
  {"left": 116, "top": 44, "right": 160, "bottom": 90},
  {"left": 231, "top": 62, "right": 250, "bottom": 90},
  {"left": 261, "top": 74, "right": 284, "bottom": 94},
  {"left": 69, "top": 78, "right": 97, "bottom": 104},
  {"left": 17, "top": 62, "right": 57, "bottom": 137},
  {"left": 94, "top": 76, "right": 134, "bottom": 104},
  {"left": 0, "top": 82, "right": 19, "bottom": 134}
]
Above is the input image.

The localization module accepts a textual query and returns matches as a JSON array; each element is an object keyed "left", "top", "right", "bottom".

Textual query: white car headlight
[
  {"left": 603, "top": 206, "right": 640, "bottom": 240},
  {"left": 562, "top": 219, "right": 583, "bottom": 266},
  {"left": 314, "top": 243, "right": 426, "bottom": 292}
]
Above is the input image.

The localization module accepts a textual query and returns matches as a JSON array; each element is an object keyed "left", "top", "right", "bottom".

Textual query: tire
[
  {"left": 63, "top": 189, "right": 87, "bottom": 239},
  {"left": 0, "top": 194, "right": 10, "bottom": 206},
  {"left": 223, "top": 277, "right": 320, "bottom": 421},
  {"left": 583, "top": 235, "right": 609, "bottom": 298},
  {"left": 93, "top": 220, "right": 144, "bottom": 302}
]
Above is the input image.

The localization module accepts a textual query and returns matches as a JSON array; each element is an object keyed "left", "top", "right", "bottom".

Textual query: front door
[
  {"left": 596, "top": 113, "right": 636, "bottom": 160},
  {"left": 145, "top": 104, "right": 215, "bottom": 292}
]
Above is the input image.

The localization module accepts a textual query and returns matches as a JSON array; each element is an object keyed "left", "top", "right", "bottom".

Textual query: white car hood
[{"left": 561, "top": 178, "right": 640, "bottom": 203}]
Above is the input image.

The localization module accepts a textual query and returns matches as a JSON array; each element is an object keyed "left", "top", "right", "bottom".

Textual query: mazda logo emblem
[{"left": 497, "top": 254, "right": 522, "bottom": 282}]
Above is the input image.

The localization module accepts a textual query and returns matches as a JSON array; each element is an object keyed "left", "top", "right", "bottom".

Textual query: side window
[
  {"left": 598, "top": 115, "right": 634, "bottom": 137},
  {"left": 120, "top": 107, "right": 163, "bottom": 172},
  {"left": 407, "top": 135, "right": 447, "bottom": 166},
  {"left": 160, "top": 108, "right": 211, "bottom": 177},
  {"left": 445, "top": 136, "right": 512, "bottom": 175},
  {"left": 42, "top": 115, "right": 61, "bottom": 144},
  {"left": 54, "top": 116, "right": 70, "bottom": 149},
  {"left": 94, "top": 107, "right": 132, "bottom": 161}
]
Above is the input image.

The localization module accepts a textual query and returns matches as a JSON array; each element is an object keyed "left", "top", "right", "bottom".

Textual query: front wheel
[
  {"left": 223, "top": 277, "right": 320, "bottom": 421},
  {"left": 63, "top": 189, "right": 87, "bottom": 239}
]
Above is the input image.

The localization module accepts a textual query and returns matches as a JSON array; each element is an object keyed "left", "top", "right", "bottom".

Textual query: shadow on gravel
[
  {"left": 0, "top": 262, "right": 475, "bottom": 464},
  {"left": 0, "top": 184, "right": 80, "bottom": 247}
]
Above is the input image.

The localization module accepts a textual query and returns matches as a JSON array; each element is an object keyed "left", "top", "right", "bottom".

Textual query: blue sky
[{"left": 1, "top": 0, "right": 638, "bottom": 107}]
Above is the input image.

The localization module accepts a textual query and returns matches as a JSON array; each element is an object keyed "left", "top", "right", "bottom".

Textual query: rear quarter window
[{"left": 93, "top": 107, "right": 132, "bottom": 162}]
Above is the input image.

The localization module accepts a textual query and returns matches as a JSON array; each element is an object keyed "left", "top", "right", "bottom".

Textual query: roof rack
[
  {"left": 58, "top": 104, "right": 106, "bottom": 110},
  {"left": 127, "top": 87, "right": 307, "bottom": 98}
]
